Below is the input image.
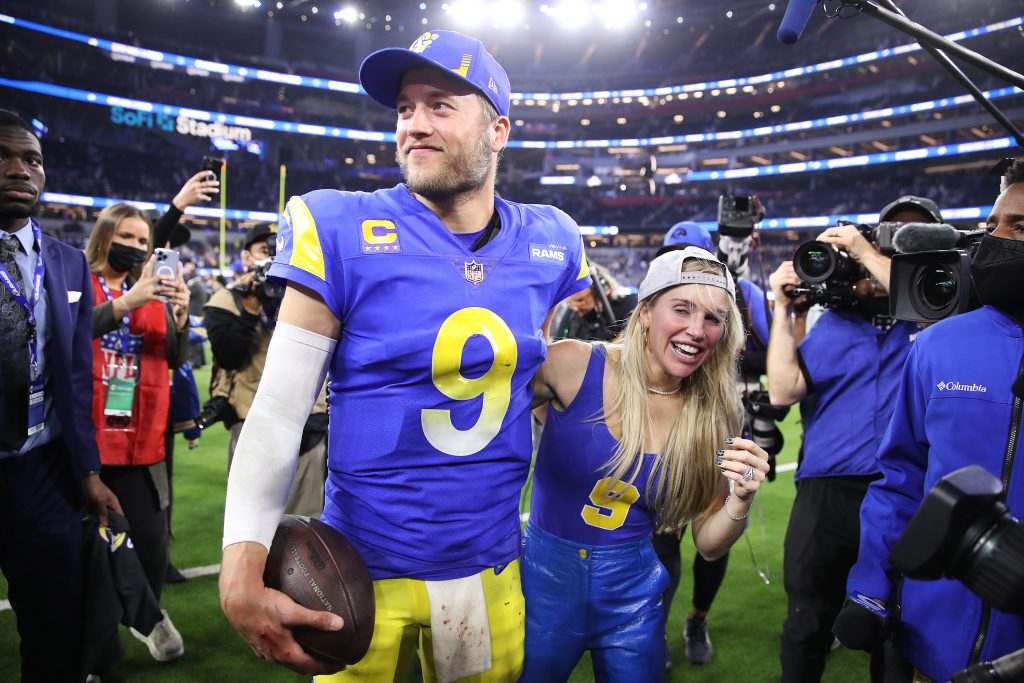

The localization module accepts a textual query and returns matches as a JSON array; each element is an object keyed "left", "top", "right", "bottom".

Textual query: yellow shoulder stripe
[
  {"left": 577, "top": 239, "right": 590, "bottom": 281},
  {"left": 286, "top": 196, "right": 326, "bottom": 282}
]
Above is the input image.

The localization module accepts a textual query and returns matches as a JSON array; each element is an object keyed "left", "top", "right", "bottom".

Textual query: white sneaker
[{"left": 130, "top": 609, "right": 184, "bottom": 662}]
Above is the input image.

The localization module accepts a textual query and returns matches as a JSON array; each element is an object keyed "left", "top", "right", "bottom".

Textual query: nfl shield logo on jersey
[{"left": 464, "top": 260, "right": 484, "bottom": 285}]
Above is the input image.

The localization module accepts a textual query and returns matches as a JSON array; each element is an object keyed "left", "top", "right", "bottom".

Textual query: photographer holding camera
[
  {"left": 549, "top": 261, "right": 636, "bottom": 343},
  {"left": 837, "top": 161, "right": 1024, "bottom": 683},
  {"left": 767, "top": 197, "right": 942, "bottom": 682},
  {"left": 203, "top": 223, "right": 328, "bottom": 518}
]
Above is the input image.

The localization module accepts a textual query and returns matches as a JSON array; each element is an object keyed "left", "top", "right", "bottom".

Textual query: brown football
[{"left": 263, "top": 515, "right": 375, "bottom": 667}]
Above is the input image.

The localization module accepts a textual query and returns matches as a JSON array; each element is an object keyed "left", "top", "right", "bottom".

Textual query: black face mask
[
  {"left": 107, "top": 242, "right": 148, "bottom": 274},
  {"left": 970, "top": 235, "right": 1024, "bottom": 322}
]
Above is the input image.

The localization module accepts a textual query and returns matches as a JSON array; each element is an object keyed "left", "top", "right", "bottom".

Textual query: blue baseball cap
[
  {"left": 359, "top": 30, "right": 510, "bottom": 118},
  {"left": 656, "top": 221, "right": 715, "bottom": 256}
]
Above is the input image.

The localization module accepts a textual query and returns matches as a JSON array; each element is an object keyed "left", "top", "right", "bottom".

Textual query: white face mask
[{"left": 716, "top": 235, "right": 752, "bottom": 280}]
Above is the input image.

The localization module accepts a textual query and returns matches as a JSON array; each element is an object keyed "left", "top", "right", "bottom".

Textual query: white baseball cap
[{"left": 638, "top": 246, "right": 736, "bottom": 301}]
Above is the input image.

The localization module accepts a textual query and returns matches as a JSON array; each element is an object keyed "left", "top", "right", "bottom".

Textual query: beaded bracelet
[{"left": 722, "top": 494, "right": 752, "bottom": 521}]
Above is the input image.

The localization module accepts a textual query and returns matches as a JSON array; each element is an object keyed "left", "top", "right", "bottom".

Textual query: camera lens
[
  {"left": 794, "top": 241, "right": 836, "bottom": 284},
  {"left": 802, "top": 248, "right": 831, "bottom": 277},
  {"left": 952, "top": 498, "right": 1024, "bottom": 614},
  {"left": 918, "top": 265, "right": 957, "bottom": 311}
]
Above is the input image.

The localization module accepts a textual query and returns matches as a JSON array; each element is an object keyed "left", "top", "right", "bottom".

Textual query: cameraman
[
  {"left": 841, "top": 162, "right": 1024, "bottom": 682},
  {"left": 203, "top": 223, "right": 328, "bottom": 517},
  {"left": 767, "top": 198, "right": 941, "bottom": 682},
  {"left": 548, "top": 261, "right": 635, "bottom": 342}
]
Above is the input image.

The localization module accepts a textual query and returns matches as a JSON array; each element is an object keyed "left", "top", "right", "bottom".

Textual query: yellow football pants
[{"left": 316, "top": 560, "right": 524, "bottom": 683}]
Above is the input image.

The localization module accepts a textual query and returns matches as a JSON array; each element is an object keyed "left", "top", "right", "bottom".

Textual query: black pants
[
  {"left": 781, "top": 475, "right": 876, "bottom": 683},
  {"left": 100, "top": 466, "right": 169, "bottom": 602},
  {"left": 652, "top": 528, "right": 729, "bottom": 625},
  {"left": 0, "top": 440, "right": 85, "bottom": 682}
]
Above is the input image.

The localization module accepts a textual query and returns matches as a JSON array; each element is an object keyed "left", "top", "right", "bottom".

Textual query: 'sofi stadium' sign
[{"left": 110, "top": 107, "right": 253, "bottom": 143}]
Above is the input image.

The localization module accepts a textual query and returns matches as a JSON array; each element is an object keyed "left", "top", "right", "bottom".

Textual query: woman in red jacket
[{"left": 85, "top": 203, "right": 190, "bottom": 663}]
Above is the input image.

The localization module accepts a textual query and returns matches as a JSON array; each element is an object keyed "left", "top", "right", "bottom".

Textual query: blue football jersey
[
  {"left": 530, "top": 346, "right": 659, "bottom": 545},
  {"left": 269, "top": 184, "right": 591, "bottom": 580}
]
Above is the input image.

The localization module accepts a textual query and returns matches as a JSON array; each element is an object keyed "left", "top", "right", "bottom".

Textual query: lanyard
[
  {"left": 96, "top": 274, "right": 132, "bottom": 356},
  {"left": 0, "top": 219, "right": 45, "bottom": 381}
]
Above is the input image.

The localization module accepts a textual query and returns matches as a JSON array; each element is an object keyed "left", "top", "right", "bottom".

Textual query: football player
[{"left": 219, "top": 29, "right": 591, "bottom": 683}]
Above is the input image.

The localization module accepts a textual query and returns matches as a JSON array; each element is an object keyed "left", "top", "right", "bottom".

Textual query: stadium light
[
  {"left": 334, "top": 6, "right": 358, "bottom": 23},
  {"left": 235, "top": 0, "right": 261, "bottom": 8},
  {"left": 596, "top": 0, "right": 638, "bottom": 30},
  {"left": 446, "top": 0, "right": 486, "bottom": 27},
  {"left": 492, "top": 0, "right": 525, "bottom": 29},
  {"left": 543, "top": 0, "right": 591, "bottom": 29}
]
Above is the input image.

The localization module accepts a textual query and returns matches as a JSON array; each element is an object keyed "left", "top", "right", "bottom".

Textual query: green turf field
[{"left": 0, "top": 365, "right": 870, "bottom": 682}]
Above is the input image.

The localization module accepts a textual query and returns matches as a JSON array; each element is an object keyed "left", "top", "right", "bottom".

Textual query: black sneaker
[
  {"left": 684, "top": 616, "right": 713, "bottom": 664},
  {"left": 165, "top": 563, "right": 187, "bottom": 584}
]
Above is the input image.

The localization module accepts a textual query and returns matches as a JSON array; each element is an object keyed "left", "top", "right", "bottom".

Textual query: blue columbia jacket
[{"left": 847, "top": 306, "right": 1024, "bottom": 682}]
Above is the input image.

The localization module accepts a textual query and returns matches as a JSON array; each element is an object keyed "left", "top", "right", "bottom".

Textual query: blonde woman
[{"left": 520, "top": 247, "right": 770, "bottom": 682}]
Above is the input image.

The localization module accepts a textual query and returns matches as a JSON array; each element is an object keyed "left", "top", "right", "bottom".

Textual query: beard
[
  {"left": 0, "top": 200, "right": 34, "bottom": 221},
  {"left": 397, "top": 125, "right": 493, "bottom": 201}
]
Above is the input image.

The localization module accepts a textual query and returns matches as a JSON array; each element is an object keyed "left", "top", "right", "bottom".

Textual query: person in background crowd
[
  {"left": 148, "top": 169, "right": 218, "bottom": 584},
  {"left": 85, "top": 202, "right": 190, "bottom": 664},
  {"left": 185, "top": 261, "right": 210, "bottom": 319},
  {"left": 204, "top": 222, "right": 329, "bottom": 518},
  {"left": 549, "top": 261, "right": 636, "bottom": 343}
]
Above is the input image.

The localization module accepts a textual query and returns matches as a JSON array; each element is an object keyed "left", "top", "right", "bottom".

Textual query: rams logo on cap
[{"left": 410, "top": 32, "right": 439, "bottom": 53}]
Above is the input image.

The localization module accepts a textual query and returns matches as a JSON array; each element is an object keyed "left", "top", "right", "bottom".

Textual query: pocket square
[{"left": 68, "top": 291, "right": 82, "bottom": 303}]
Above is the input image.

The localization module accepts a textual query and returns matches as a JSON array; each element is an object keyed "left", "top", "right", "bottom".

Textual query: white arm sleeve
[{"left": 222, "top": 321, "right": 336, "bottom": 550}]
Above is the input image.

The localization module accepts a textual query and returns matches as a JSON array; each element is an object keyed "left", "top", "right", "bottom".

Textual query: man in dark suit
[{"left": 0, "top": 109, "right": 120, "bottom": 681}]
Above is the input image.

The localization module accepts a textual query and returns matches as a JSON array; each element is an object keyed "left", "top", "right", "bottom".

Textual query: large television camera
[
  {"left": 789, "top": 221, "right": 899, "bottom": 310},
  {"left": 835, "top": 465, "right": 1024, "bottom": 680},
  {"left": 888, "top": 223, "right": 986, "bottom": 323},
  {"left": 889, "top": 465, "right": 1024, "bottom": 682},
  {"left": 890, "top": 464, "right": 1024, "bottom": 614}
]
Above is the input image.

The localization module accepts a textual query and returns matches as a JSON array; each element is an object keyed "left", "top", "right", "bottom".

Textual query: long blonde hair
[
  {"left": 84, "top": 203, "right": 151, "bottom": 279},
  {"left": 602, "top": 257, "right": 744, "bottom": 532}
]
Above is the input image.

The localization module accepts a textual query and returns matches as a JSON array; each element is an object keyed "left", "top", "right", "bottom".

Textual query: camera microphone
[
  {"left": 833, "top": 592, "right": 890, "bottom": 652},
  {"left": 892, "top": 223, "right": 962, "bottom": 254},
  {"left": 777, "top": 0, "right": 820, "bottom": 44}
]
